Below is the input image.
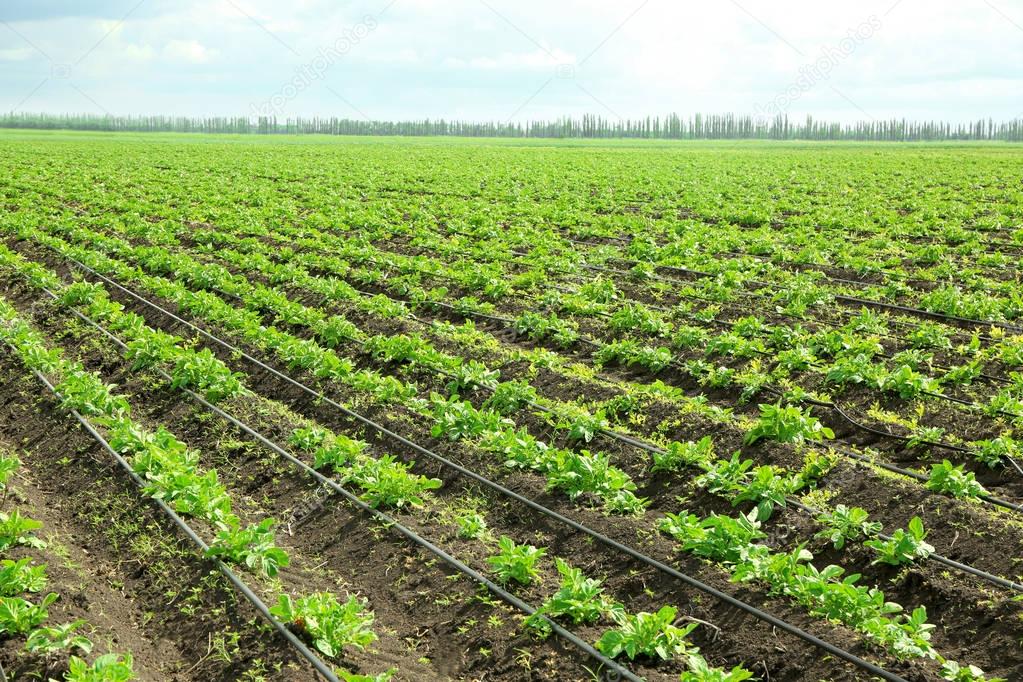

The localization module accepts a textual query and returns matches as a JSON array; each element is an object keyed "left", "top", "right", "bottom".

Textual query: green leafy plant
[
  {"left": 170, "top": 348, "right": 245, "bottom": 402},
  {"left": 349, "top": 455, "right": 442, "bottom": 509},
  {"left": 454, "top": 509, "right": 488, "bottom": 540},
  {"left": 595, "top": 605, "right": 697, "bottom": 661},
  {"left": 271, "top": 593, "right": 377, "bottom": 658},
  {"left": 906, "top": 425, "right": 946, "bottom": 450},
  {"left": 561, "top": 409, "right": 608, "bottom": 443},
  {"left": 731, "top": 465, "right": 800, "bottom": 520},
  {"left": 907, "top": 322, "right": 952, "bottom": 350},
  {"left": 56, "top": 371, "right": 131, "bottom": 419},
  {"left": 0, "top": 592, "right": 58, "bottom": 635},
  {"left": 338, "top": 669, "right": 397, "bottom": 682},
  {"left": 528, "top": 559, "right": 617, "bottom": 626},
  {"left": 65, "top": 653, "right": 135, "bottom": 681},
  {"left": 123, "top": 328, "right": 180, "bottom": 370},
  {"left": 826, "top": 353, "right": 884, "bottom": 388},
  {"left": 926, "top": 460, "right": 987, "bottom": 499},
  {"left": 609, "top": 303, "right": 671, "bottom": 336},
  {"left": 651, "top": 437, "right": 714, "bottom": 473},
  {"left": 544, "top": 449, "right": 645, "bottom": 515},
  {"left": 659, "top": 509, "right": 765, "bottom": 565},
  {"left": 0, "top": 557, "right": 48, "bottom": 596},
  {"left": 970, "top": 435, "right": 1019, "bottom": 468},
  {"left": 0, "top": 451, "right": 21, "bottom": 501},
  {"left": 288, "top": 426, "right": 364, "bottom": 472},
  {"left": 680, "top": 653, "right": 755, "bottom": 681},
  {"left": 696, "top": 453, "right": 753, "bottom": 495},
  {"left": 206, "top": 518, "right": 290, "bottom": 578},
  {"left": 814, "top": 505, "right": 882, "bottom": 549},
  {"left": 482, "top": 380, "right": 538, "bottom": 415},
  {"left": 448, "top": 360, "right": 501, "bottom": 393},
  {"left": 0, "top": 510, "right": 46, "bottom": 551},
  {"left": 743, "top": 403, "right": 834, "bottom": 445},
  {"left": 940, "top": 661, "right": 1005, "bottom": 682},
  {"left": 866, "top": 517, "right": 934, "bottom": 566},
  {"left": 882, "top": 364, "right": 939, "bottom": 400},
  {"left": 25, "top": 619, "right": 93, "bottom": 655},
  {"left": 513, "top": 312, "right": 578, "bottom": 348},
  {"left": 487, "top": 536, "right": 545, "bottom": 586}
]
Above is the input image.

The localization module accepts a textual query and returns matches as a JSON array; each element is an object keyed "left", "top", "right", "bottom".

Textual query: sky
[{"left": 1, "top": 0, "right": 1022, "bottom": 124}]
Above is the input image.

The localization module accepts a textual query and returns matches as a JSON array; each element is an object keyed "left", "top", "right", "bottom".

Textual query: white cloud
[
  {"left": 123, "top": 43, "right": 156, "bottom": 62},
  {"left": 163, "top": 39, "right": 217, "bottom": 63}
]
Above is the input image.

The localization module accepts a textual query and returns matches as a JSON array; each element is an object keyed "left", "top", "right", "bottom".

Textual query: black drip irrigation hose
[
  {"left": 60, "top": 250, "right": 915, "bottom": 682},
  {"left": 0, "top": 350, "right": 342, "bottom": 682},
  {"left": 809, "top": 437, "right": 1023, "bottom": 516},
  {"left": 36, "top": 282, "right": 640, "bottom": 682},
  {"left": 823, "top": 403, "right": 1023, "bottom": 513}
]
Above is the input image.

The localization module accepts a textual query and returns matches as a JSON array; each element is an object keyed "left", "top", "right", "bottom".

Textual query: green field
[{"left": 0, "top": 130, "right": 1021, "bottom": 681}]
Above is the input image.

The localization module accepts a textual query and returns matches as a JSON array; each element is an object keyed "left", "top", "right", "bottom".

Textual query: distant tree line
[{"left": 2, "top": 111, "right": 1022, "bottom": 142}]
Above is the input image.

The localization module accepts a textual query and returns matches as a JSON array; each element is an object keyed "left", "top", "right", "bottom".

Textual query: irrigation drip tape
[
  {"left": 786, "top": 501, "right": 1023, "bottom": 593},
  {"left": 824, "top": 404, "right": 1023, "bottom": 512},
  {"left": 62, "top": 250, "right": 914, "bottom": 682},
  {"left": 2, "top": 349, "right": 342, "bottom": 682}
]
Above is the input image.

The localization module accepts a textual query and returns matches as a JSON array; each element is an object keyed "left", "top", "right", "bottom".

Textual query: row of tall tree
[{"left": 3, "top": 111, "right": 1022, "bottom": 141}]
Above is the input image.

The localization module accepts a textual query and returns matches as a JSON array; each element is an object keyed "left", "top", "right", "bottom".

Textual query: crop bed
[{"left": 0, "top": 130, "right": 1021, "bottom": 681}]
